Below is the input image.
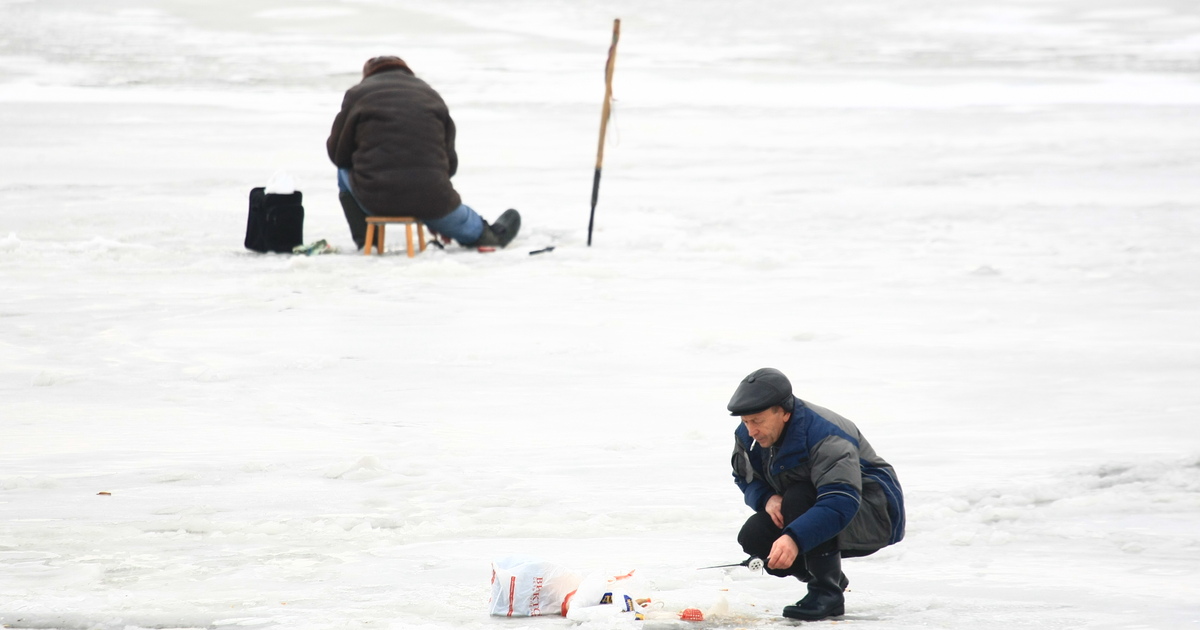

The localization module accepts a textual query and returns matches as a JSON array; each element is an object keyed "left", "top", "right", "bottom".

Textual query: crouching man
[{"left": 728, "top": 368, "right": 905, "bottom": 621}]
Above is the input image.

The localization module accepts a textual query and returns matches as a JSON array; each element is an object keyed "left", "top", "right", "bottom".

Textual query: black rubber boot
[
  {"left": 782, "top": 551, "right": 845, "bottom": 621},
  {"left": 794, "top": 567, "right": 849, "bottom": 590},
  {"left": 338, "top": 192, "right": 368, "bottom": 250},
  {"left": 473, "top": 209, "right": 521, "bottom": 248}
]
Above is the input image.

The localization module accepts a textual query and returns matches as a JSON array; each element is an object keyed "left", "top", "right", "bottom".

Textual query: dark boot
[
  {"left": 338, "top": 192, "right": 368, "bottom": 250},
  {"left": 796, "top": 568, "right": 848, "bottom": 590},
  {"left": 782, "top": 551, "right": 845, "bottom": 621},
  {"left": 473, "top": 209, "right": 521, "bottom": 248}
]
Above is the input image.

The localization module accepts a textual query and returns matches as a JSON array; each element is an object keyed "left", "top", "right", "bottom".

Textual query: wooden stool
[{"left": 363, "top": 216, "right": 426, "bottom": 258}]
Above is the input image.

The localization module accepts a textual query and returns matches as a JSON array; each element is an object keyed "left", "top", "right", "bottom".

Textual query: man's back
[{"left": 327, "top": 67, "right": 461, "bottom": 220}]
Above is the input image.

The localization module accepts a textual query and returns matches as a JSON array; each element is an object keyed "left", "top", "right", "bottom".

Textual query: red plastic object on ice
[{"left": 679, "top": 608, "right": 704, "bottom": 622}]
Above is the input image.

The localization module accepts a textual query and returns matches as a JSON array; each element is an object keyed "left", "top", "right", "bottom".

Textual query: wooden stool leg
[
  {"left": 418, "top": 223, "right": 427, "bottom": 252},
  {"left": 377, "top": 224, "right": 386, "bottom": 253},
  {"left": 405, "top": 223, "right": 415, "bottom": 258},
  {"left": 363, "top": 224, "right": 375, "bottom": 255}
]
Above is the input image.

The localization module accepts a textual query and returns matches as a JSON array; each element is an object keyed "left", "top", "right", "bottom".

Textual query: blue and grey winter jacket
[{"left": 732, "top": 399, "right": 905, "bottom": 554}]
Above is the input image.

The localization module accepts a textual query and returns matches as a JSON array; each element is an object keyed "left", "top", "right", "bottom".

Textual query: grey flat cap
[{"left": 727, "top": 367, "right": 794, "bottom": 415}]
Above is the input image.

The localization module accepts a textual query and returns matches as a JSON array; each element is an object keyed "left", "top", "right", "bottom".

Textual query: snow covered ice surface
[{"left": 2, "top": 0, "right": 1199, "bottom": 628}]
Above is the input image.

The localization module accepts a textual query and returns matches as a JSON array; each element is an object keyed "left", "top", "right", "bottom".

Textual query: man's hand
[
  {"left": 765, "top": 494, "right": 784, "bottom": 528},
  {"left": 767, "top": 534, "right": 799, "bottom": 571}
]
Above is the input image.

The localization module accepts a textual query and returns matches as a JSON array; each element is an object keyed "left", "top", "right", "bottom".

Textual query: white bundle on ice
[{"left": 564, "top": 569, "right": 650, "bottom": 621}]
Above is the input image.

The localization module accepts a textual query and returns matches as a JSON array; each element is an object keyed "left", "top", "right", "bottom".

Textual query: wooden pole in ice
[{"left": 587, "top": 18, "right": 620, "bottom": 247}]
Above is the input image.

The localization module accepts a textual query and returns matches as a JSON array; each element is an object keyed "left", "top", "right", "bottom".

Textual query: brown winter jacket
[{"left": 326, "top": 67, "right": 462, "bottom": 220}]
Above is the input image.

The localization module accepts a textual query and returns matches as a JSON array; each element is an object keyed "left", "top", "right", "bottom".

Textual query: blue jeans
[{"left": 337, "top": 168, "right": 485, "bottom": 245}]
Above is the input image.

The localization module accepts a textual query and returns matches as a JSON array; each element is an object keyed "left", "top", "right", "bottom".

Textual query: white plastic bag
[
  {"left": 264, "top": 169, "right": 295, "bottom": 195},
  {"left": 490, "top": 557, "right": 582, "bottom": 617}
]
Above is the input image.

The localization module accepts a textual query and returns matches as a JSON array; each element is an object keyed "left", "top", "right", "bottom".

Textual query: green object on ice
[{"left": 293, "top": 239, "right": 336, "bottom": 256}]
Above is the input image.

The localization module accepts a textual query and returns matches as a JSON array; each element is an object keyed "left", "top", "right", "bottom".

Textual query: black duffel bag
[{"left": 244, "top": 187, "right": 304, "bottom": 253}]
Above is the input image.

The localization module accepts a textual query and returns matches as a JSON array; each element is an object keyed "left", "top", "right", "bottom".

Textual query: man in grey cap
[{"left": 729, "top": 368, "right": 905, "bottom": 621}]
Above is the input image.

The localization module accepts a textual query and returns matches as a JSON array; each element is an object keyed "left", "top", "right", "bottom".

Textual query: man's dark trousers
[{"left": 737, "top": 483, "right": 838, "bottom": 578}]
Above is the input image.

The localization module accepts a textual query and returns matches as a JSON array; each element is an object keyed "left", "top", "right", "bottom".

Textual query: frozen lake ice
[{"left": 2, "top": 1, "right": 1199, "bottom": 628}]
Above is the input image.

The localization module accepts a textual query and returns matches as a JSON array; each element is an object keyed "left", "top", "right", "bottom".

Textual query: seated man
[
  {"left": 327, "top": 56, "right": 519, "bottom": 250},
  {"left": 728, "top": 368, "right": 905, "bottom": 621}
]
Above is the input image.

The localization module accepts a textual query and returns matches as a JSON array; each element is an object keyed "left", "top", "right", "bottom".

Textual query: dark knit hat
[
  {"left": 727, "top": 368, "right": 794, "bottom": 416},
  {"left": 362, "top": 56, "right": 412, "bottom": 79}
]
